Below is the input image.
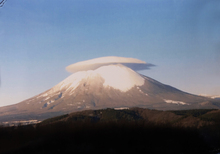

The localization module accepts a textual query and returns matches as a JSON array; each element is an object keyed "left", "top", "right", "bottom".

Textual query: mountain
[
  {"left": 0, "top": 63, "right": 219, "bottom": 122},
  {"left": 212, "top": 96, "right": 220, "bottom": 100},
  {"left": 200, "top": 94, "right": 220, "bottom": 100}
]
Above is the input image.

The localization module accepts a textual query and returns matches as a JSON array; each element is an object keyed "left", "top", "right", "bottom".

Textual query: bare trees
[{"left": 0, "top": 0, "right": 7, "bottom": 7}]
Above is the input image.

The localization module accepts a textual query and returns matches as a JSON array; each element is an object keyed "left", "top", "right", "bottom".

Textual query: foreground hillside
[
  {"left": 1, "top": 108, "right": 220, "bottom": 154},
  {"left": 40, "top": 107, "right": 215, "bottom": 128}
]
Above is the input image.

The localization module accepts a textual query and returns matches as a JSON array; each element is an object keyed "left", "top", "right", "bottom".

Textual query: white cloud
[{"left": 66, "top": 56, "right": 154, "bottom": 73}]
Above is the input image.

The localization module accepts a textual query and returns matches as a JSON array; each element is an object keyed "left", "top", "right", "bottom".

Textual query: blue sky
[{"left": 0, "top": 0, "right": 220, "bottom": 107}]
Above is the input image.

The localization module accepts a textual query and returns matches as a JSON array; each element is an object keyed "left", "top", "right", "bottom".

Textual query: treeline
[{"left": 170, "top": 109, "right": 217, "bottom": 118}]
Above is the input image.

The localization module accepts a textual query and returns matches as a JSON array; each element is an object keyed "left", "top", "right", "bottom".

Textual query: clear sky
[{"left": 0, "top": 0, "right": 220, "bottom": 107}]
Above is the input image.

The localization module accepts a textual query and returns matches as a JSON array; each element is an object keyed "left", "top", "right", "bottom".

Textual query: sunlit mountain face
[{"left": 0, "top": 57, "right": 219, "bottom": 122}]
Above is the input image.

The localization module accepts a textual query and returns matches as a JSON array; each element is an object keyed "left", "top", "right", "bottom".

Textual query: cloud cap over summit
[{"left": 66, "top": 56, "right": 154, "bottom": 73}]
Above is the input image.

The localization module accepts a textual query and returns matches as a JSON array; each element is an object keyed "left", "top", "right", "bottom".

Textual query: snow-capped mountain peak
[
  {"left": 55, "top": 64, "right": 144, "bottom": 93},
  {"left": 95, "top": 64, "right": 144, "bottom": 92}
]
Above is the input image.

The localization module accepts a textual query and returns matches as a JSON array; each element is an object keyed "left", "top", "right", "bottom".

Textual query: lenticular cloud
[{"left": 66, "top": 56, "right": 154, "bottom": 73}]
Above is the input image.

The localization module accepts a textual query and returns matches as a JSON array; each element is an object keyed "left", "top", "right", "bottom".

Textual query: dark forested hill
[
  {"left": 40, "top": 107, "right": 216, "bottom": 128},
  {"left": 1, "top": 108, "right": 220, "bottom": 154}
]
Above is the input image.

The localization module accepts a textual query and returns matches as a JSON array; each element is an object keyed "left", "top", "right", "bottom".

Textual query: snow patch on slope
[
  {"left": 164, "top": 99, "right": 189, "bottom": 105},
  {"left": 114, "top": 107, "right": 129, "bottom": 110}
]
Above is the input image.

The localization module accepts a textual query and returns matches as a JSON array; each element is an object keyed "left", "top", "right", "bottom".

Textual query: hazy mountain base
[{"left": 1, "top": 108, "right": 220, "bottom": 154}]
